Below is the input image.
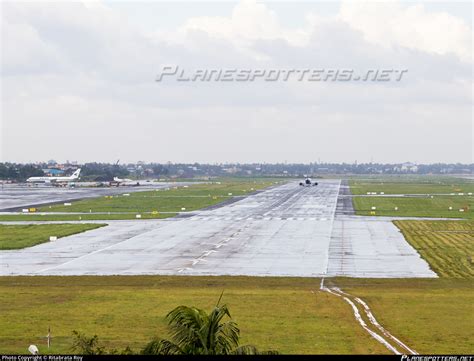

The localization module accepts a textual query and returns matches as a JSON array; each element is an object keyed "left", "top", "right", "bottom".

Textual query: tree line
[
  {"left": 2, "top": 161, "right": 473, "bottom": 182},
  {"left": 0, "top": 163, "right": 44, "bottom": 181}
]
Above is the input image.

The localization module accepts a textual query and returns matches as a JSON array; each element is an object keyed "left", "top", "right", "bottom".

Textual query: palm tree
[
  {"left": 141, "top": 296, "right": 276, "bottom": 355},
  {"left": 71, "top": 331, "right": 106, "bottom": 355}
]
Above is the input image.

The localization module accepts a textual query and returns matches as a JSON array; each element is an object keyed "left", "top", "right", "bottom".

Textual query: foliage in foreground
[{"left": 72, "top": 298, "right": 277, "bottom": 355}]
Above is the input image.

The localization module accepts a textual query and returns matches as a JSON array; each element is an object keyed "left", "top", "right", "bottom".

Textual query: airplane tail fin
[{"left": 72, "top": 169, "right": 81, "bottom": 178}]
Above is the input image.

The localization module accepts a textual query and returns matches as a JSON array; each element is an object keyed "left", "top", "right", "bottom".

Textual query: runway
[
  {"left": 0, "top": 180, "right": 437, "bottom": 277},
  {"left": 0, "top": 182, "right": 193, "bottom": 211}
]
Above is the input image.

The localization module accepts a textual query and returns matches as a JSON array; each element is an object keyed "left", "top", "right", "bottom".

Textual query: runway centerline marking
[{"left": 0, "top": 179, "right": 437, "bottom": 277}]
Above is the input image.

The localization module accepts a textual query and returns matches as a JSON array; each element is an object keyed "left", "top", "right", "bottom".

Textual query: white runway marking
[{"left": 1, "top": 180, "right": 436, "bottom": 277}]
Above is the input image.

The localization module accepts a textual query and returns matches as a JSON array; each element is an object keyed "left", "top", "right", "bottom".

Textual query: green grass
[
  {"left": 0, "top": 224, "right": 106, "bottom": 250},
  {"left": 0, "top": 181, "right": 279, "bottom": 221},
  {"left": 329, "top": 278, "right": 474, "bottom": 354},
  {"left": 350, "top": 179, "right": 474, "bottom": 195},
  {"left": 39, "top": 181, "right": 277, "bottom": 214},
  {"left": 353, "top": 196, "right": 473, "bottom": 219},
  {"left": 0, "top": 276, "right": 387, "bottom": 355},
  {"left": 0, "top": 276, "right": 472, "bottom": 354},
  {"left": 394, "top": 220, "right": 474, "bottom": 278},
  {"left": 2, "top": 178, "right": 472, "bottom": 354}
]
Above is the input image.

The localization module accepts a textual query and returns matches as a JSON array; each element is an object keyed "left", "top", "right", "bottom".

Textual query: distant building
[
  {"left": 395, "top": 162, "right": 419, "bottom": 173},
  {"left": 224, "top": 167, "right": 240, "bottom": 174},
  {"left": 42, "top": 168, "right": 65, "bottom": 176}
]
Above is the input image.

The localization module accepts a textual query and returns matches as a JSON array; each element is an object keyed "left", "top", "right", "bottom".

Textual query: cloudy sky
[{"left": 1, "top": 0, "right": 472, "bottom": 164}]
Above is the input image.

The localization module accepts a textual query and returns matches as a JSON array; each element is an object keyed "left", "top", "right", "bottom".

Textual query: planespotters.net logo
[
  {"left": 401, "top": 356, "right": 474, "bottom": 361},
  {"left": 156, "top": 65, "right": 408, "bottom": 82}
]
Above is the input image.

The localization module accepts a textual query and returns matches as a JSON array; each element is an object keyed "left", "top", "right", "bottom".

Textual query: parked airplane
[
  {"left": 299, "top": 177, "right": 318, "bottom": 186},
  {"left": 113, "top": 176, "right": 133, "bottom": 183},
  {"left": 110, "top": 176, "right": 154, "bottom": 186},
  {"left": 27, "top": 169, "right": 81, "bottom": 185}
]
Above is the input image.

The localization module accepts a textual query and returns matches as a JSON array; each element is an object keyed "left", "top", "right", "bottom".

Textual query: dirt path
[{"left": 319, "top": 278, "right": 417, "bottom": 355}]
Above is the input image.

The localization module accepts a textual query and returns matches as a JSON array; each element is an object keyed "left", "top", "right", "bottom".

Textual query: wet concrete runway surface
[
  {"left": 0, "top": 183, "right": 193, "bottom": 211},
  {"left": 0, "top": 180, "right": 436, "bottom": 277}
]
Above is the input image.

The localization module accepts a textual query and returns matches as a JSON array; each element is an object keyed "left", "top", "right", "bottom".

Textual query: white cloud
[
  {"left": 167, "top": 0, "right": 472, "bottom": 64},
  {"left": 1, "top": 0, "right": 472, "bottom": 163},
  {"left": 338, "top": 1, "right": 472, "bottom": 63},
  {"left": 1, "top": 15, "right": 64, "bottom": 74},
  {"left": 178, "top": 0, "right": 309, "bottom": 51}
]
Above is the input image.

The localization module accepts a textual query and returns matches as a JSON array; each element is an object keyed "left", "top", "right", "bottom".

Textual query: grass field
[
  {"left": 328, "top": 278, "right": 473, "bottom": 354},
  {"left": 0, "top": 276, "right": 388, "bottom": 355},
  {"left": 0, "top": 181, "right": 279, "bottom": 222},
  {"left": 39, "top": 181, "right": 277, "bottom": 214},
  {"left": 0, "top": 224, "right": 106, "bottom": 250},
  {"left": 394, "top": 220, "right": 474, "bottom": 278},
  {"left": 350, "top": 178, "right": 474, "bottom": 195},
  {"left": 0, "top": 276, "right": 472, "bottom": 355},
  {"left": 352, "top": 196, "right": 473, "bottom": 219}
]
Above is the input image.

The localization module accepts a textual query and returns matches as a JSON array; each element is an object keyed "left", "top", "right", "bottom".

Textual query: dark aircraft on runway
[{"left": 299, "top": 177, "right": 318, "bottom": 187}]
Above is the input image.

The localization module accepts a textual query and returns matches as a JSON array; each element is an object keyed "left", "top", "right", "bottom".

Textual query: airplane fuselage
[
  {"left": 299, "top": 177, "right": 318, "bottom": 187},
  {"left": 27, "top": 169, "right": 81, "bottom": 184}
]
